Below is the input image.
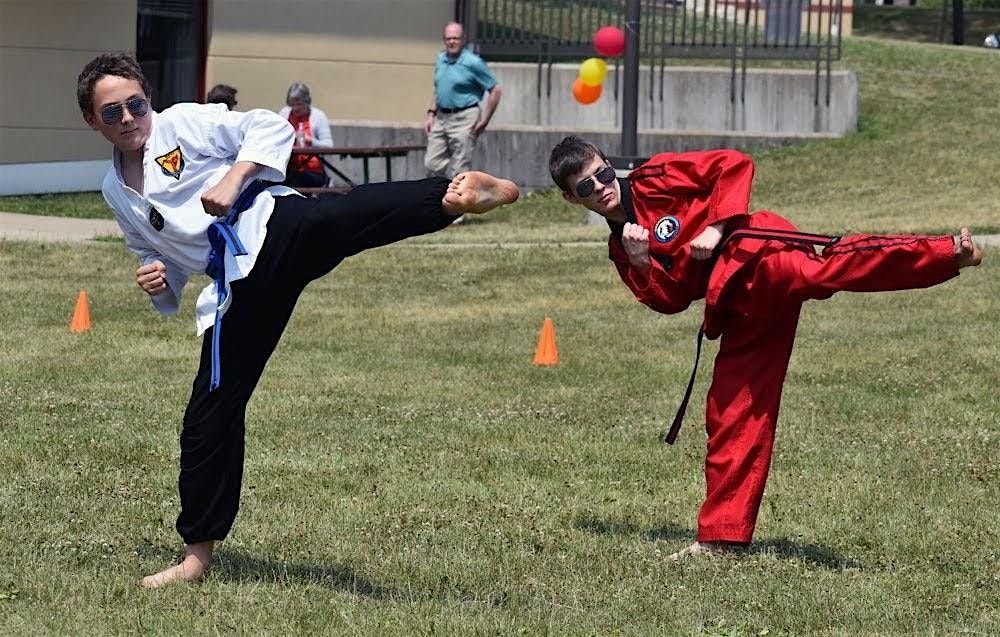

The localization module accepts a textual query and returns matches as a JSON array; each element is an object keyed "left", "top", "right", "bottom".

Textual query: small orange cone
[
  {"left": 70, "top": 290, "right": 91, "bottom": 333},
  {"left": 532, "top": 316, "right": 559, "bottom": 366}
]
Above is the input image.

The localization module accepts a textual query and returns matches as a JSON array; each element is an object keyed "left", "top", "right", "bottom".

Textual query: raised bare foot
[
  {"left": 442, "top": 171, "right": 519, "bottom": 216},
  {"left": 668, "top": 541, "right": 746, "bottom": 561},
  {"left": 955, "top": 227, "right": 983, "bottom": 268},
  {"left": 140, "top": 541, "right": 213, "bottom": 589}
]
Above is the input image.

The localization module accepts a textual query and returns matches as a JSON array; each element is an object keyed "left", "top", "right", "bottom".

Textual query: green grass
[
  {"left": 853, "top": 4, "right": 1000, "bottom": 45},
  {"left": 749, "top": 38, "right": 1000, "bottom": 235},
  {"left": 1, "top": 233, "right": 996, "bottom": 634},
  {"left": 0, "top": 191, "right": 111, "bottom": 219},
  {"left": 1, "top": 37, "right": 999, "bottom": 634}
]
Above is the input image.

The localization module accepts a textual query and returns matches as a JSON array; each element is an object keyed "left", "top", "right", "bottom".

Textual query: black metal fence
[{"left": 456, "top": 0, "right": 845, "bottom": 106}]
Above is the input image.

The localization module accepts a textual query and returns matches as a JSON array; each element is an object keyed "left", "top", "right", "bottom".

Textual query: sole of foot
[{"left": 443, "top": 171, "right": 519, "bottom": 216}]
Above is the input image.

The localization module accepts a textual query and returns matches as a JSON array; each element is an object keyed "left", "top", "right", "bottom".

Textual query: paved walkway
[
  {"left": 0, "top": 211, "right": 998, "bottom": 248},
  {"left": 0, "top": 212, "right": 121, "bottom": 243}
]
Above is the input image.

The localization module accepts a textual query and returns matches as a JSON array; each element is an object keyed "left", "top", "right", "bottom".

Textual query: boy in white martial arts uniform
[{"left": 77, "top": 53, "right": 519, "bottom": 588}]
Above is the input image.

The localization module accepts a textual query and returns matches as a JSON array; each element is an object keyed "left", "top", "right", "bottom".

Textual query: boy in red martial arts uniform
[{"left": 548, "top": 136, "right": 983, "bottom": 559}]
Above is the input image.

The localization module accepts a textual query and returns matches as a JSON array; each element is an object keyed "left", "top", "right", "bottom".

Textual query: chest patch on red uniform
[
  {"left": 653, "top": 215, "right": 680, "bottom": 243},
  {"left": 155, "top": 146, "right": 185, "bottom": 180}
]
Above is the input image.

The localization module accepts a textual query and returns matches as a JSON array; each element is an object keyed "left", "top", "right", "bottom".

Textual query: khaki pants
[{"left": 424, "top": 106, "right": 479, "bottom": 178}]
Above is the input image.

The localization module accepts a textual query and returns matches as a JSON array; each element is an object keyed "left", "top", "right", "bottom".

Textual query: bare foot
[
  {"left": 668, "top": 541, "right": 746, "bottom": 561},
  {"left": 955, "top": 227, "right": 983, "bottom": 268},
  {"left": 442, "top": 171, "right": 519, "bottom": 216},
  {"left": 140, "top": 541, "right": 214, "bottom": 589}
]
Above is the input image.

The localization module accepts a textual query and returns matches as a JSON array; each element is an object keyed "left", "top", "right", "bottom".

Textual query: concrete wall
[
  {"left": 0, "top": 0, "right": 134, "bottom": 169},
  {"left": 325, "top": 120, "right": 840, "bottom": 188},
  {"left": 205, "top": 0, "right": 452, "bottom": 124},
  {"left": 489, "top": 63, "right": 858, "bottom": 135}
]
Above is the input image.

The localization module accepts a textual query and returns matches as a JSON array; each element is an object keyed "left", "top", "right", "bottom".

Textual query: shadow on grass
[
  {"left": 750, "top": 538, "right": 861, "bottom": 569},
  {"left": 137, "top": 544, "right": 398, "bottom": 599},
  {"left": 574, "top": 515, "right": 861, "bottom": 569},
  {"left": 213, "top": 549, "right": 396, "bottom": 598},
  {"left": 573, "top": 515, "right": 690, "bottom": 542}
]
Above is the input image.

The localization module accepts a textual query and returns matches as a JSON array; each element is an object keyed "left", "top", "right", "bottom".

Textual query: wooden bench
[{"left": 290, "top": 144, "right": 425, "bottom": 187}]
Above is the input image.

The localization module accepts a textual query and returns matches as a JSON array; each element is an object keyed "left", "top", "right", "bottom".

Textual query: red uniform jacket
[{"left": 608, "top": 149, "right": 791, "bottom": 338}]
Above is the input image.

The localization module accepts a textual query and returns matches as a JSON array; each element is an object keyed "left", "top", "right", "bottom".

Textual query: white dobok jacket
[{"left": 101, "top": 103, "right": 299, "bottom": 335}]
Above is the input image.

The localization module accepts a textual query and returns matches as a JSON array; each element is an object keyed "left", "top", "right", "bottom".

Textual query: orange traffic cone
[
  {"left": 532, "top": 316, "right": 559, "bottom": 366},
  {"left": 70, "top": 290, "right": 91, "bottom": 333}
]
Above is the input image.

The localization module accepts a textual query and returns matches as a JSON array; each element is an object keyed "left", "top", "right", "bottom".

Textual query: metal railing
[{"left": 456, "top": 0, "right": 844, "bottom": 107}]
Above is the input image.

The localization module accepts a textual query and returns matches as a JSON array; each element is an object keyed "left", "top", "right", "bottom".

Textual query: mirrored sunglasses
[
  {"left": 100, "top": 97, "right": 149, "bottom": 125},
  {"left": 575, "top": 165, "right": 617, "bottom": 198}
]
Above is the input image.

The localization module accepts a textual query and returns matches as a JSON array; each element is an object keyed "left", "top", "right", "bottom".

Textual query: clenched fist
[
  {"left": 622, "top": 222, "right": 651, "bottom": 274},
  {"left": 136, "top": 260, "right": 168, "bottom": 296},
  {"left": 689, "top": 222, "right": 724, "bottom": 260},
  {"left": 200, "top": 175, "right": 243, "bottom": 217},
  {"left": 201, "top": 161, "right": 260, "bottom": 217}
]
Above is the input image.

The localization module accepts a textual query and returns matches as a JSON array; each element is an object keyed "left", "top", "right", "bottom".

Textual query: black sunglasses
[
  {"left": 574, "top": 165, "right": 616, "bottom": 198},
  {"left": 100, "top": 97, "right": 149, "bottom": 125}
]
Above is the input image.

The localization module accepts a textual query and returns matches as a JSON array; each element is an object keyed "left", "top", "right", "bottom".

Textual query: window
[{"left": 136, "top": 0, "right": 205, "bottom": 109}]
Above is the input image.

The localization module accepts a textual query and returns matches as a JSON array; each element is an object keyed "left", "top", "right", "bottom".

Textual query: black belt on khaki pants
[{"left": 437, "top": 104, "right": 478, "bottom": 114}]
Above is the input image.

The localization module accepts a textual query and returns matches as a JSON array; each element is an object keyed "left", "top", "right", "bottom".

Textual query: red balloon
[
  {"left": 593, "top": 26, "right": 625, "bottom": 57},
  {"left": 572, "top": 78, "right": 602, "bottom": 105}
]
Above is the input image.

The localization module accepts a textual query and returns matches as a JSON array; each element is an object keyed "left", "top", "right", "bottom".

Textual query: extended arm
[
  {"left": 473, "top": 84, "right": 502, "bottom": 137},
  {"left": 425, "top": 94, "right": 437, "bottom": 134}
]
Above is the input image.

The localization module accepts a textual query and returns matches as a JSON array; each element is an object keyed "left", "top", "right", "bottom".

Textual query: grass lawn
[
  {"left": 1, "top": 37, "right": 998, "bottom": 635},
  {"left": 2, "top": 236, "right": 997, "bottom": 634},
  {"left": 853, "top": 4, "right": 1000, "bottom": 45}
]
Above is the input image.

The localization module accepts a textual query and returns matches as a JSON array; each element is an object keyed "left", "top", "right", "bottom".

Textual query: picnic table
[{"left": 290, "top": 144, "right": 425, "bottom": 187}]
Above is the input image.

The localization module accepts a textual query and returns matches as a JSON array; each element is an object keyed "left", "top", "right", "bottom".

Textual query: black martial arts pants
[{"left": 176, "top": 177, "right": 453, "bottom": 544}]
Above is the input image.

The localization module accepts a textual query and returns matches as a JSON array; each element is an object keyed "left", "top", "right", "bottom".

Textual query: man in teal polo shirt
[{"left": 424, "top": 22, "right": 503, "bottom": 203}]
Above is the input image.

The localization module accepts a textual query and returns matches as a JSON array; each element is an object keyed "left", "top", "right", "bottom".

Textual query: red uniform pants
[{"left": 697, "top": 233, "right": 959, "bottom": 543}]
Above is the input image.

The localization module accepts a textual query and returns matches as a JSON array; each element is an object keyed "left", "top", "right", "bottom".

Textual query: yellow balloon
[{"left": 579, "top": 58, "right": 608, "bottom": 87}]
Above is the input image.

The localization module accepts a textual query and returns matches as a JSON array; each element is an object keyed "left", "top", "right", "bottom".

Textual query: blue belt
[{"left": 204, "top": 179, "right": 270, "bottom": 391}]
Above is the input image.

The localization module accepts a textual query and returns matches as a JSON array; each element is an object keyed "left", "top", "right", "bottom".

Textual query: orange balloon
[{"left": 572, "top": 78, "right": 602, "bottom": 105}]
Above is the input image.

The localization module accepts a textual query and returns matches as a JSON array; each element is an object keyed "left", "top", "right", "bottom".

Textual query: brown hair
[
  {"left": 548, "top": 136, "right": 608, "bottom": 192},
  {"left": 206, "top": 84, "right": 238, "bottom": 110},
  {"left": 77, "top": 52, "right": 151, "bottom": 115}
]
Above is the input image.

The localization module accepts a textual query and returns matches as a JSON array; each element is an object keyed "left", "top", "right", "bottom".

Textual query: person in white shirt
[{"left": 77, "top": 53, "right": 519, "bottom": 589}]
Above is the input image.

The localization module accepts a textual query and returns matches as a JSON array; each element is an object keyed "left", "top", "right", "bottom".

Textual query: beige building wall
[
  {"left": 206, "top": 0, "right": 454, "bottom": 124},
  {"left": 0, "top": 0, "right": 136, "bottom": 166}
]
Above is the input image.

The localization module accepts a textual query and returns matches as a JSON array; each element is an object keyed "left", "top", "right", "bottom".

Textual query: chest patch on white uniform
[
  {"left": 155, "top": 146, "right": 185, "bottom": 180},
  {"left": 653, "top": 215, "right": 680, "bottom": 243},
  {"left": 148, "top": 207, "right": 165, "bottom": 231}
]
